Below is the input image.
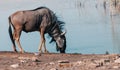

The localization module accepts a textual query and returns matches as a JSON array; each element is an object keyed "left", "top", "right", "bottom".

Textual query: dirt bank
[{"left": 0, "top": 51, "right": 120, "bottom": 70}]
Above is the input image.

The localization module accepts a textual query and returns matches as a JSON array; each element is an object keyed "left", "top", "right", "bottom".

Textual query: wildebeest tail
[{"left": 8, "top": 16, "right": 16, "bottom": 47}]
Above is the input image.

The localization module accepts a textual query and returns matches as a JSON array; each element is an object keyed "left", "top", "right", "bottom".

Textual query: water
[{"left": 1, "top": 0, "right": 120, "bottom": 54}]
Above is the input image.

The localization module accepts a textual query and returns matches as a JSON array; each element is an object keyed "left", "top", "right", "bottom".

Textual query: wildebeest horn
[{"left": 61, "top": 30, "right": 67, "bottom": 35}]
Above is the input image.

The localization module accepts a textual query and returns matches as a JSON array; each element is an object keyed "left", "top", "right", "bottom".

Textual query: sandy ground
[{"left": 0, "top": 51, "right": 120, "bottom": 70}]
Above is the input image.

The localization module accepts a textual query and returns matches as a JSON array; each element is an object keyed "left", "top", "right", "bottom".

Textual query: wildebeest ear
[{"left": 61, "top": 31, "right": 66, "bottom": 36}]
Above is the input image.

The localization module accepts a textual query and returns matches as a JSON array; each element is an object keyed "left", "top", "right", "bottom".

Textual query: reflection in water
[
  {"left": 111, "top": 16, "right": 120, "bottom": 53},
  {"left": 103, "top": 0, "right": 106, "bottom": 10},
  {"left": 75, "top": 0, "right": 108, "bottom": 17},
  {"left": 110, "top": 0, "right": 120, "bottom": 15},
  {"left": 75, "top": 0, "right": 83, "bottom": 16},
  {"left": 110, "top": 0, "right": 120, "bottom": 53},
  {"left": 74, "top": 0, "right": 120, "bottom": 53}
]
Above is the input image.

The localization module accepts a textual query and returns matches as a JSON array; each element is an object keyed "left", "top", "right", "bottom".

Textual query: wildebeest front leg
[
  {"left": 14, "top": 29, "right": 25, "bottom": 53},
  {"left": 38, "top": 28, "right": 49, "bottom": 53},
  {"left": 38, "top": 36, "right": 43, "bottom": 53}
]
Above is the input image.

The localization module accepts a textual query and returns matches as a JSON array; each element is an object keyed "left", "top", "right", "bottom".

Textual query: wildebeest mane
[
  {"left": 30, "top": 7, "right": 65, "bottom": 44},
  {"left": 57, "top": 20, "right": 65, "bottom": 30},
  {"left": 31, "top": 6, "right": 49, "bottom": 11},
  {"left": 49, "top": 19, "right": 65, "bottom": 43}
]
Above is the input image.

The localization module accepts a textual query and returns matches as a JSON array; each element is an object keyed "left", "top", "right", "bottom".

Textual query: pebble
[
  {"left": 18, "top": 56, "right": 39, "bottom": 62},
  {"left": 88, "top": 63, "right": 98, "bottom": 68},
  {"left": 58, "top": 63, "right": 73, "bottom": 68},
  {"left": 72, "top": 61, "right": 82, "bottom": 66},
  {"left": 76, "top": 61, "right": 82, "bottom": 65},
  {"left": 10, "top": 64, "right": 19, "bottom": 68},
  {"left": 34, "top": 52, "right": 41, "bottom": 56},
  {"left": 115, "top": 58, "right": 120, "bottom": 63},
  {"left": 32, "top": 57, "right": 39, "bottom": 62},
  {"left": 20, "top": 60, "right": 27, "bottom": 63},
  {"left": 49, "top": 62, "right": 55, "bottom": 65},
  {"left": 104, "top": 59, "right": 110, "bottom": 63},
  {"left": 58, "top": 60, "right": 69, "bottom": 63},
  {"left": 50, "top": 68, "right": 57, "bottom": 70},
  {"left": 18, "top": 57, "right": 30, "bottom": 60},
  {"left": 113, "top": 66, "right": 119, "bottom": 69}
]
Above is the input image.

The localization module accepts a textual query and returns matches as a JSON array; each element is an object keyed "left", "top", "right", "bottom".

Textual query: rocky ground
[{"left": 0, "top": 51, "right": 120, "bottom": 70}]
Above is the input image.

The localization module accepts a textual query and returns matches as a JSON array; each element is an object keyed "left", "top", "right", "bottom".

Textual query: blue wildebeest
[{"left": 8, "top": 7, "right": 66, "bottom": 53}]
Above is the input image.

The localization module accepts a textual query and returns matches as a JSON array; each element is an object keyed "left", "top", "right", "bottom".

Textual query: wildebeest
[{"left": 8, "top": 7, "right": 66, "bottom": 53}]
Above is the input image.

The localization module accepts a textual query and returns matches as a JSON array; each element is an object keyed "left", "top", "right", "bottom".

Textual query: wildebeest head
[
  {"left": 47, "top": 18, "right": 67, "bottom": 53},
  {"left": 56, "top": 31, "right": 66, "bottom": 53}
]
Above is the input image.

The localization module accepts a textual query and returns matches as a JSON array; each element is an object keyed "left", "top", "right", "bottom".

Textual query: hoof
[
  {"left": 45, "top": 50, "right": 49, "bottom": 53},
  {"left": 39, "top": 50, "right": 43, "bottom": 53},
  {"left": 13, "top": 49, "right": 18, "bottom": 53},
  {"left": 20, "top": 50, "right": 25, "bottom": 53}
]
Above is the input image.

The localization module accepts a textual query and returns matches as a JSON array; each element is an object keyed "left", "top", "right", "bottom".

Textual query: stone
[
  {"left": 58, "top": 63, "right": 73, "bottom": 68},
  {"left": 20, "top": 60, "right": 27, "bottom": 63},
  {"left": 18, "top": 57, "right": 30, "bottom": 60},
  {"left": 113, "top": 66, "right": 119, "bottom": 69},
  {"left": 88, "top": 63, "right": 98, "bottom": 68},
  {"left": 34, "top": 52, "right": 41, "bottom": 56},
  {"left": 58, "top": 60, "right": 69, "bottom": 63},
  {"left": 10, "top": 64, "right": 19, "bottom": 68},
  {"left": 104, "top": 59, "right": 110, "bottom": 63},
  {"left": 115, "top": 58, "right": 120, "bottom": 63},
  {"left": 32, "top": 57, "right": 39, "bottom": 62},
  {"left": 73, "top": 61, "right": 82, "bottom": 66},
  {"left": 76, "top": 61, "right": 82, "bottom": 65},
  {"left": 49, "top": 62, "right": 55, "bottom": 65},
  {"left": 50, "top": 68, "right": 57, "bottom": 70},
  {"left": 32, "top": 62, "right": 38, "bottom": 66}
]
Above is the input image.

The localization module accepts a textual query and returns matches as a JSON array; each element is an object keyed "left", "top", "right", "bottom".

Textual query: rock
[
  {"left": 26, "top": 63, "right": 31, "bottom": 66},
  {"left": 115, "top": 58, "right": 120, "bottom": 63},
  {"left": 20, "top": 60, "right": 27, "bottom": 63},
  {"left": 18, "top": 56, "right": 39, "bottom": 62},
  {"left": 76, "top": 61, "right": 82, "bottom": 65},
  {"left": 50, "top": 68, "right": 57, "bottom": 70},
  {"left": 49, "top": 62, "right": 55, "bottom": 65},
  {"left": 58, "top": 60, "right": 72, "bottom": 68},
  {"left": 93, "top": 59, "right": 104, "bottom": 67},
  {"left": 58, "top": 63, "right": 73, "bottom": 68},
  {"left": 10, "top": 64, "right": 19, "bottom": 68},
  {"left": 88, "top": 63, "right": 98, "bottom": 68},
  {"left": 44, "top": 63, "right": 49, "bottom": 66},
  {"left": 113, "top": 66, "right": 119, "bottom": 69},
  {"left": 32, "top": 57, "right": 39, "bottom": 62},
  {"left": 104, "top": 59, "right": 110, "bottom": 63},
  {"left": 18, "top": 57, "right": 30, "bottom": 60},
  {"left": 58, "top": 60, "right": 69, "bottom": 63},
  {"left": 32, "top": 62, "right": 38, "bottom": 66},
  {"left": 34, "top": 52, "right": 41, "bottom": 56},
  {"left": 96, "top": 63, "right": 103, "bottom": 67},
  {"left": 73, "top": 61, "right": 82, "bottom": 66}
]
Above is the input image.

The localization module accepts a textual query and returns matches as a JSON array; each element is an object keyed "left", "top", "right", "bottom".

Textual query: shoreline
[{"left": 0, "top": 51, "right": 120, "bottom": 70}]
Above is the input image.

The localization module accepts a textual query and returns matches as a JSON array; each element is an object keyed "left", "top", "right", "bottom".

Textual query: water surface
[{"left": 1, "top": 0, "right": 120, "bottom": 54}]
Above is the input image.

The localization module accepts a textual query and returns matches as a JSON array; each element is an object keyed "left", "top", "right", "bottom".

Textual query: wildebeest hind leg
[
  {"left": 12, "top": 31, "right": 17, "bottom": 52},
  {"left": 15, "top": 30, "right": 25, "bottom": 53}
]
